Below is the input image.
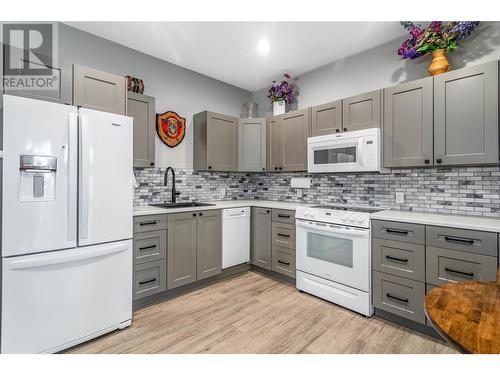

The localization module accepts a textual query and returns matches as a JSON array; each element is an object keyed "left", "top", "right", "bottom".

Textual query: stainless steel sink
[{"left": 150, "top": 202, "right": 215, "bottom": 209}]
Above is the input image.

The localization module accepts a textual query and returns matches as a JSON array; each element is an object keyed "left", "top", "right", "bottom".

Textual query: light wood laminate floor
[{"left": 69, "top": 272, "right": 457, "bottom": 354}]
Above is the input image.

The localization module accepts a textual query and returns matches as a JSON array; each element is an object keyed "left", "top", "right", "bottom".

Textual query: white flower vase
[{"left": 273, "top": 100, "right": 286, "bottom": 116}]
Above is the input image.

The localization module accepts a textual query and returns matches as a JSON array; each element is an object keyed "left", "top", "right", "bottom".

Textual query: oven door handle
[{"left": 296, "top": 220, "right": 369, "bottom": 237}]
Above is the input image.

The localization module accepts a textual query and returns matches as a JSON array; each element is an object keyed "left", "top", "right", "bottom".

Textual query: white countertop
[
  {"left": 133, "top": 200, "right": 312, "bottom": 216},
  {"left": 371, "top": 209, "right": 500, "bottom": 233}
]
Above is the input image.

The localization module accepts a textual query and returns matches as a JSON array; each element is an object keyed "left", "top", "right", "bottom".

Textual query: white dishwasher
[{"left": 222, "top": 207, "right": 251, "bottom": 269}]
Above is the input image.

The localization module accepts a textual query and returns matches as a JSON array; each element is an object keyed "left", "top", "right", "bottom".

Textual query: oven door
[
  {"left": 296, "top": 219, "right": 370, "bottom": 292},
  {"left": 308, "top": 136, "right": 364, "bottom": 173}
]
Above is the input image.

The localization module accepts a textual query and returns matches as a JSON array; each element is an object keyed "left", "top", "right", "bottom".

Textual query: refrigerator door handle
[
  {"left": 79, "top": 114, "right": 90, "bottom": 240},
  {"left": 7, "top": 243, "right": 129, "bottom": 270},
  {"left": 67, "top": 113, "right": 78, "bottom": 241}
]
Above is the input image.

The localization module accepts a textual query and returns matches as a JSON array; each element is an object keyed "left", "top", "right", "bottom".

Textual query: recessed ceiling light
[{"left": 257, "top": 38, "right": 271, "bottom": 55}]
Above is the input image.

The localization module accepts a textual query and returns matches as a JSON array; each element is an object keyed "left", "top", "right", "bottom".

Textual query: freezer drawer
[{"left": 1, "top": 240, "right": 132, "bottom": 353}]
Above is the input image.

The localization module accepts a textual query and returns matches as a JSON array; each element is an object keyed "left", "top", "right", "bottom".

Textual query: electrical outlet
[{"left": 395, "top": 192, "right": 405, "bottom": 204}]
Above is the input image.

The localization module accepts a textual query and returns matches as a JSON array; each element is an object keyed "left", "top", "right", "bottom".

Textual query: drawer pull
[
  {"left": 278, "top": 214, "right": 291, "bottom": 219},
  {"left": 444, "top": 267, "right": 474, "bottom": 278},
  {"left": 444, "top": 236, "right": 474, "bottom": 245},
  {"left": 385, "top": 228, "right": 409, "bottom": 236},
  {"left": 385, "top": 255, "right": 408, "bottom": 263},
  {"left": 278, "top": 260, "right": 290, "bottom": 266},
  {"left": 139, "top": 278, "right": 157, "bottom": 285},
  {"left": 138, "top": 245, "right": 157, "bottom": 251},
  {"left": 139, "top": 221, "right": 158, "bottom": 226},
  {"left": 277, "top": 233, "right": 290, "bottom": 238},
  {"left": 386, "top": 293, "right": 409, "bottom": 303}
]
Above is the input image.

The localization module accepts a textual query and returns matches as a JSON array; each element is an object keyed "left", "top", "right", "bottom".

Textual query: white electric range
[{"left": 295, "top": 204, "right": 385, "bottom": 316}]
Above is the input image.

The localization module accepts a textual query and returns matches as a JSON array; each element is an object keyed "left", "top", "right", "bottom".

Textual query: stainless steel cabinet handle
[
  {"left": 385, "top": 255, "right": 408, "bottom": 263},
  {"left": 445, "top": 268, "right": 474, "bottom": 278},
  {"left": 386, "top": 293, "right": 409, "bottom": 303},
  {"left": 139, "top": 278, "right": 157, "bottom": 285},
  {"left": 138, "top": 245, "right": 156, "bottom": 251},
  {"left": 278, "top": 260, "right": 290, "bottom": 266},
  {"left": 444, "top": 236, "right": 474, "bottom": 245}
]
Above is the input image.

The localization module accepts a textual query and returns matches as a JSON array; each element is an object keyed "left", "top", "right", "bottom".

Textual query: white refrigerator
[{"left": 1, "top": 95, "right": 133, "bottom": 353}]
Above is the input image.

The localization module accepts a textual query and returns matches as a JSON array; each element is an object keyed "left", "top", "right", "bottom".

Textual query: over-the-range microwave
[{"left": 307, "top": 128, "right": 381, "bottom": 173}]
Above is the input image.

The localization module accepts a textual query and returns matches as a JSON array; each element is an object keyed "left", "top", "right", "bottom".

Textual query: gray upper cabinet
[
  {"left": 268, "top": 108, "right": 310, "bottom": 172},
  {"left": 72, "top": 64, "right": 126, "bottom": 115},
  {"left": 167, "top": 212, "right": 197, "bottom": 290},
  {"left": 127, "top": 92, "right": 156, "bottom": 168},
  {"left": 238, "top": 118, "right": 266, "bottom": 172},
  {"left": 434, "top": 61, "right": 499, "bottom": 166},
  {"left": 266, "top": 117, "right": 280, "bottom": 171},
  {"left": 343, "top": 90, "right": 382, "bottom": 132},
  {"left": 251, "top": 207, "right": 272, "bottom": 270},
  {"left": 383, "top": 77, "right": 434, "bottom": 168},
  {"left": 193, "top": 111, "right": 238, "bottom": 171},
  {"left": 311, "top": 100, "right": 342, "bottom": 136},
  {"left": 196, "top": 210, "right": 222, "bottom": 281}
]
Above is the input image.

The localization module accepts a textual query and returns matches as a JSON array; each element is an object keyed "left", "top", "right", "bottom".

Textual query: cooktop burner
[{"left": 311, "top": 205, "right": 385, "bottom": 214}]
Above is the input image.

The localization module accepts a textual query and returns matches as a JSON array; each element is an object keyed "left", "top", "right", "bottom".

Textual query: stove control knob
[
  {"left": 310, "top": 212, "right": 315, "bottom": 218},
  {"left": 349, "top": 215, "right": 356, "bottom": 222},
  {"left": 303, "top": 210, "right": 309, "bottom": 217},
  {"left": 357, "top": 217, "right": 364, "bottom": 224},
  {"left": 341, "top": 215, "right": 348, "bottom": 221}
]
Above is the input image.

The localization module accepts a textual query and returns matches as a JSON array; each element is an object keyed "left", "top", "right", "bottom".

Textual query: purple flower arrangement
[
  {"left": 267, "top": 73, "right": 296, "bottom": 104},
  {"left": 398, "top": 21, "right": 480, "bottom": 60}
]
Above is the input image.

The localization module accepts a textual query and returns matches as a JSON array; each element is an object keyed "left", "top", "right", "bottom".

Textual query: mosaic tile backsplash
[{"left": 134, "top": 166, "right": 500, "bottom": 217}]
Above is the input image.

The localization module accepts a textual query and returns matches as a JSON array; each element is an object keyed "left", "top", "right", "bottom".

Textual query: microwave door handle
[{"left": 356, "top": 138, "right": 365, "bottom": 166}]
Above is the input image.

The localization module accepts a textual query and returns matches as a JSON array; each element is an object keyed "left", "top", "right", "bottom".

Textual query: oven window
[
  {"left": 314, "top": 147, "right": 357, "bottom": 164},
  {"left": 307, "top": 232, "right": 353, "bottom": 268}
]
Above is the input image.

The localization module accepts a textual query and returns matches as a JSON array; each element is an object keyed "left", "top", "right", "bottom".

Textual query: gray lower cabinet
[
  {"left": 342, "top": 90, "right": 382, "bottom": 132},
  {"left": 167, "top": 212, "right": 198, "bottom": 289},
  {"left": 134, "top": 230, "right": 167, "bottom": 265},
  {"left": 311, "top": 100, "right": 342, "bottom": 136},
  {"left": 383, "top": 77, "right": 434, "bottom": 168},
  {"left": 238, "top": 118, "right": 266, "bottom": 172},
  {"left": 127, "top": 92, "right": 156, "bottom": 168},
  {"left": 267, "top": 108, "right": 310, "bottom": 172},
  {"left": 167, "top": 210, "right": 222, "bottom": 289},
  {"left": 251, "top": 207, "right": 272, "bottom": 270},
  {"left": 372, "top": 220, "right": 425, "bottom": 245},
  {"left": 196, "top": 210, "right": 222, "bottom": 281},
  {"left": 434, "top": 61, "right": 499, "bottom": 166},
  {"left": 373, "top": 271, "right": 426, "bottom": 324},
  {"left": 193, "top": 111, "right": 238, "bottom": 171},
  {"left": 272, "top": 222, "right": 295, "bottom": 250},
  {"left": 72, "top": 64, "right": 126, "bottom": 115},
  {"left": 133, "top": 260, "right": 167, "bottom": 300},
  {"left": 272, "top": 246, "right": 295, "bottom": 278}
]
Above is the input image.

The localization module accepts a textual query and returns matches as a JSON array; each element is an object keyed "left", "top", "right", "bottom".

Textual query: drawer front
[
  {"left": 371, "top": 220, "right": 425, "bottom": 245},
  {"left": 426, "top": 225, "right": 497, "bottom": 257},
  {"left": 425, "top": 284, "right": 439, "bottom": 327},
  {"left": 373, "top": 271, "right": 425, "bottom": 324},
  {"left": 271, "top": 209, "right": 295, "bottom": 224},
  {"left": 426, "top": 246, "right": 498, "bottom": 286},
  {"left": 133, "top": 230, "right": 167, "bottom": 265},
  {"left": 134, "top": 214, "right": 167, "bottom": 233},
  {"left": 272, "top": 222, "right": 295, "bottom": 249},
  {"left": 372, "top": 238, "right": 425, "bottom": 282},
  {"left": 272, "top": 246, "right": 296, "bottom": 278},
  {"left": 133, "top": 260, "right": 167, "bottom": 300}
]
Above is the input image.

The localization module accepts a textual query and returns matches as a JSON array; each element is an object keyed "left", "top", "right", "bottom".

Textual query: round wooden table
[{"left": 424, "top": 269, "right": 500, "bottom": 354}]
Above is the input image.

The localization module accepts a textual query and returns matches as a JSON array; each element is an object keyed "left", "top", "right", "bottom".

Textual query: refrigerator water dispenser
[{"left": 19, "top": 155, "right": 57, "bottom": 201}]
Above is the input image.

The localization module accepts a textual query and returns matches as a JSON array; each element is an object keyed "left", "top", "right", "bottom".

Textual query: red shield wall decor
[{"left": 156, "top": 111, "right": 186, "bottom": 148}]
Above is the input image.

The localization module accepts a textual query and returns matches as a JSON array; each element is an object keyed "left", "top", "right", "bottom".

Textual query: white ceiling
[{"left": 65, "top": 22, "right": 407, "bottom": 92}]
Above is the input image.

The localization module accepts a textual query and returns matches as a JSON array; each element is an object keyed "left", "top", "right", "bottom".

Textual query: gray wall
[
  {"left": 253, "top": 22, "right": 500, "bottom": 117},
  {"left": 58, "top": 23, "right": 252, "bottom": 169}
]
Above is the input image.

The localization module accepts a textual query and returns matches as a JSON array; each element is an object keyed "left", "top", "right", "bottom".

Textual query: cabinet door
[
  {"left": 267, "top": 116, "right": 281, "bottom": 171},
  {"left": 251, "top": 207, "right": 272, "bottom": 269},
  {"left": 311, "top": 100, "right": 342, "bottom": 136},
  {"left": 343, "top": 90, "right": 382, "bottom": 132},
  {"left": 73, "top": 64, "right": 126, "bottom": 115},
  {"left": 167, "top": 212, "right": 197, "bottom": 289},
  {"left": 434, "top": 61, "right": 499, "bottom": 165},
  {"left": 127, "top": 92, "right": 156, "bottom": 168},
  {"left": 238, "top": 118, "right": 266, "bottom": 172},
  {"left": 383, "top": 77, "right": 434, "bottom": 168},
  {"left": 196, "top": 210, "right": 222, "bottom": 281},
  {"left": 278, "top": 108, "right": 310, "bottom": 171},
  {"left": 206, "top": 112, "right": 238, "bottom": 171}
]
